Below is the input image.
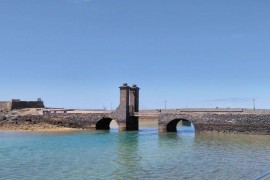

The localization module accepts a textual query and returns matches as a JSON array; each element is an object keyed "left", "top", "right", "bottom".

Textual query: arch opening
[
  {"left": 110, "top": 120, "right": 119, "bottom": 130},
  {"left": 166, "top": 119, "right": 195, "bottom": 133},
  {"left": 96, "top": 118, "right": 118, "bottom": 130}
]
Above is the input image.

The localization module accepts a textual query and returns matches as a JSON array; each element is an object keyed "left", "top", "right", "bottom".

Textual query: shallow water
[{"left": 0, "top": 121, "right": 270, "bottom": 180}]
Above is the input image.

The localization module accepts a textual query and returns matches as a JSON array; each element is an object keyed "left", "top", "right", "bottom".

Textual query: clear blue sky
[{"left": 1, "top": 0, "right": 270, "bottom": 109}]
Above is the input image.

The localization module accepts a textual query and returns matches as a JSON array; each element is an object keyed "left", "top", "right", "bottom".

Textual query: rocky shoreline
[{"left": 0, "top": 109, "right": 76, "bottom": 131}]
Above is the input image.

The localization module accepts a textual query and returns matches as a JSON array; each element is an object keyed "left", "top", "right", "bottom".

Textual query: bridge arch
[
  {"left": 166, "top": 119, "right": 194, "bottom": 132},
  {"left": 158, "top": 114, "right": 197, "bottom": 132},
  {"left": 96, "top": 118, "right": 119, "bottom": 130}
]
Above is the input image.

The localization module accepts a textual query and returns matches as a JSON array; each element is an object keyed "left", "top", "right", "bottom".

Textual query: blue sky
[{"left": 1, "top": 0, "right": 270, "bottom": 109}]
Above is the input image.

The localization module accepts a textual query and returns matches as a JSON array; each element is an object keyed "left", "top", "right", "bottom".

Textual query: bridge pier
[
  {"left": 111, "top": 83, "right": 140, "bottom": 131},
  {"left": 158, "top": 125, "right": 167, "bottom": 132}
]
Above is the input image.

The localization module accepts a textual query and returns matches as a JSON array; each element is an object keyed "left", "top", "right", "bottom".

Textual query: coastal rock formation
[{"left": 0, "top": 109, "right": 63, "bottom": 131}]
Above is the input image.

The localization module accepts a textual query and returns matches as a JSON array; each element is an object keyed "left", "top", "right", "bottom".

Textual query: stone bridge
[
  {"left": 157, "top": 111, "right": 270, "bottom": 134},
  {"left": 43, "top": 83, "right": 140, "bottom": 131},
  {"left": 14, "top": 83, "right": 270, "bottom": 134}
]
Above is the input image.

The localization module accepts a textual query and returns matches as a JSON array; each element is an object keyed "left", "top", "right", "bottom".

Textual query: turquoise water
[{"left": 0, "top": 124, "right": 270, "bottom": 180}]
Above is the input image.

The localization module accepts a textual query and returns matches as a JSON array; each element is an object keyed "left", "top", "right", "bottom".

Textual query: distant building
[
  {"left": 0, "top": 98, "right": 45, "bottom": 110},
  {"left": 43, "top": 108, "right": 66, "bottom": 115}
]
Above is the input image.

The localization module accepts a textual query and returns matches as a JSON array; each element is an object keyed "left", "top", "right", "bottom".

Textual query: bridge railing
[
  {"left": 137, "top": 108, "right": 245, "bottom": 114},
  {"left": 133, "top": 112, "right": 160, "bottom": 117}
]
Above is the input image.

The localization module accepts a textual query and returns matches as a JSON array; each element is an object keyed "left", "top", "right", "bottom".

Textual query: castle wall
[
  {"left": 0, "top": 101, "right": 44, "bottom": 110},
  {"left": 10, "top": 101, "right": 45, "bottom": 110}
]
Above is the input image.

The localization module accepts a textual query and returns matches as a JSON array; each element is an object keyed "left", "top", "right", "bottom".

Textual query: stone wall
[
  {"left": 0, "top": 112, "right": 113, "bottom": 130},
  {"left": 45, "top": 113, "right": 112, "bottom": 129},
  {"left": 0, "top": 109, "right": 137, "bottom": 131},
  {"left": 0, "top": 101, "right": 44, "bottom": 110},
  {"left": 11, "top": 101, "right": 44, "bottom": 109},
  {"left": 158, "top": 112, "right": 270, "bottom": 135}
]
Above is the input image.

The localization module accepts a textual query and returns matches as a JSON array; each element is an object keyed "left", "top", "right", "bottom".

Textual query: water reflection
[
  {"left": 113, "top": 131, "right": 142, "bottom": 179},
  {"left": 110, "top": 120, "right": 118, "bottom": 130},
  {"left": 193, "top": 133, "right": 270, "bottom": 179},
  {"left": 1, "top": 120, "right": 270, "bottom": 179},
  {"left": 194, "top": 133, "right": 270, "bottom": 147},
  {"left": 177, "top": 120, "right": 195, "bottom": 134}
]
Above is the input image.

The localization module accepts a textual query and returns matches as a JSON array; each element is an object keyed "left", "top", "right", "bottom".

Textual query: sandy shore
[{"left": 0, "top": 123, "right": 80, "bottom": 132}]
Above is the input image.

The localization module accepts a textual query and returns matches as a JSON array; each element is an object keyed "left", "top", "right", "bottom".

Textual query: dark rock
[
  {"left": 26, "top": 118, "right": 32, "bottom": 122},
  {"left": 0, "top": 116, "right": 6, "bottom": 121}
]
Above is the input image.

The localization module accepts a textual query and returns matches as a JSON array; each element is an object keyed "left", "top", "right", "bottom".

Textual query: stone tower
[
  {"left": 130, "top": 84, "right": 140, "bottom": 115},
  {"left": 112, "top": 83, "right": 139, "bottom": 131},
  {"left": 119, "top": 83, "right": 130, "bottom": 117}
]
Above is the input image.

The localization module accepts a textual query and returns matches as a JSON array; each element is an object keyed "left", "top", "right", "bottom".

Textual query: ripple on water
[{"left": 0, "top": 128, "right": 270, "bottom": 180}]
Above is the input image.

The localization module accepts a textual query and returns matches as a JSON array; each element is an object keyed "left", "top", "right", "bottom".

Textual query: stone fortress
[{"left": 0, "top": 98, "right": 44, "bottom": 110}]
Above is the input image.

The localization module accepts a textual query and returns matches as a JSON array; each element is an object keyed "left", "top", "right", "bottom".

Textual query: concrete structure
[{"left": 0, "top": 99, "right": 44, "bottom": 110}]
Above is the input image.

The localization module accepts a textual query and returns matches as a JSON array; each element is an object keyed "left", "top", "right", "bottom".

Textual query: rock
[
  {"left": 10, "top": 116, "right": 18, "bottom": 121},
  {"left": 26, "top": 118, "right": 32, "bottom": 122},
  {"left": 0, "top": 116, "right": 6, "bottom": 121}
]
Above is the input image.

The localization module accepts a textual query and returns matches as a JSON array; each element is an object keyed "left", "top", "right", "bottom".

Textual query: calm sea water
[{"left": 0, "top": 121, "right": 270, "bottom": 180}]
